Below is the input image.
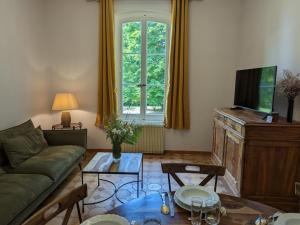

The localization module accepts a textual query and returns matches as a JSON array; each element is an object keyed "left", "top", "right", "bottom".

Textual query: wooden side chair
[
  {"left": 23, "top": 184, "right": 87, "bottom": 225},
  {"left": 161, "top": 163, "right": 226, "bottom": 192}
]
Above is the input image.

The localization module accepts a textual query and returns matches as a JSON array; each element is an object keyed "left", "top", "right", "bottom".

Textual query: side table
[
  {"left": 43, "top": 129, "right": 87, "bottom": 149},
  {"left": 52, "top": 122, "right": 82, "bottom": 130}
]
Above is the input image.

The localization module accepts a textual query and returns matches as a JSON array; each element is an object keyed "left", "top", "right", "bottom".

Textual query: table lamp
[{"left": 52, "top": 93, "right": 79, "bottom": 128}]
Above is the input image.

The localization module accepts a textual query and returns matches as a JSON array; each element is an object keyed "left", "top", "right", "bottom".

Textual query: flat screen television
[{"left": 234, "top": 66, "right": 277, "bottom": 113}]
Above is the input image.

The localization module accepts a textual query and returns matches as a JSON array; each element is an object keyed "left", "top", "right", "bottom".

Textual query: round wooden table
[{"left": 109, "top": 193, "right": 280, "bottom": 225}]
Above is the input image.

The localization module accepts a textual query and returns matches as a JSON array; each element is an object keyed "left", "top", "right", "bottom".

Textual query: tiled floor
[{"left": 44, "top": 151, "right": 234, "bottom": 225}]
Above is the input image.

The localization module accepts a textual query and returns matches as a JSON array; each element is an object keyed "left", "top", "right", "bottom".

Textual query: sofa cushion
[
  {"left": 0, "top": 173, "right": 53, "bottom": 225},
  {"left": 7, "top": 145, "right": 85, "bottom": 181},
  {"left": 3, "top": 128, "right": 48, "bottom": 168},
  {"left": 0, "top": 120, "right": 34, "bottom": 166}
]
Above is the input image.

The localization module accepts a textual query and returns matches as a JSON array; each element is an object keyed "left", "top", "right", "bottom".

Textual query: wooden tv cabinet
[{"left": 212, "top": 108, "right": 300, "bottom": 212}]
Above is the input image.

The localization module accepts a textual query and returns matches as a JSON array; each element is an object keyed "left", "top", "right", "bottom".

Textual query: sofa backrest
[{"left": 0, "top": 120, "right": 34, "bottom": 166}]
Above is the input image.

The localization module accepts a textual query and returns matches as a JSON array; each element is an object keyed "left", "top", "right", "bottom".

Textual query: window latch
[{"left": 137, "top": 84, "right": 147, "bottom": 88}]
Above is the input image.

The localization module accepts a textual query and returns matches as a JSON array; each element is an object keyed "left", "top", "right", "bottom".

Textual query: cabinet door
[
  {"left": 212, "top": 119, "right": 225, "bottom": 165},
  {"left": 224, "top": 130, "right": 244, "bottom": 192}
]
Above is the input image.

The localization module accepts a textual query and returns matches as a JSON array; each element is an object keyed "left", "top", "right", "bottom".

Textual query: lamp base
[{"left": 61, "top": 112, "right": 71, "bottom": 128}]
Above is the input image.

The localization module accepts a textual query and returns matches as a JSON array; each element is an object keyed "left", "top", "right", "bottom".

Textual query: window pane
[
  {"left": 146, "top": 85, "right": 165, "bottom": 114},
  {"left": 122, "top": 22, "right": 141, "bottom": 54},
  {"left": 123, "top": 54, "right": 141, "bottom": 84},
  {"left": 120, "top": 19, "right": 168, "bottom": 118},
  {"left": 123, "top": 84, "right": 140, "bottom": 114},
  {"left": 146, "top": 21, "right": 167, "bottom": 115},
  {"left": 260, "top": 67, "right": 276, "bottom": 86},
  {"left": 258, "top": 87, "right": 274, "bottom": 113},
  {"left": 147, "top": 21, "right": 167, "bottom": 54},
  {"left": 147, "top": 55, "right": 165, "bottom": 85}
]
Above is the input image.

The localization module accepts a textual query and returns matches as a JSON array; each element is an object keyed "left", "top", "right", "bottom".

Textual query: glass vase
[
  {"left": 112, "top": 143, "right": 122, "bottom": 163},
  {"left": 287, "top": 97, "right": 295, "bottom": 123}
]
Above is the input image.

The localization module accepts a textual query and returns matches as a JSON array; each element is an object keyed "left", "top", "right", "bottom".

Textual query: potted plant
[
  {"left": 277, "top": 70, "right": 300, "bottom": 122},
  {"left": 104, "top": 116, "right": 141, "bottom": 163}
]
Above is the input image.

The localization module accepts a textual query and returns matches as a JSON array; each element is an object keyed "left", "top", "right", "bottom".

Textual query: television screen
[{"left": 234, "top": 66, "right": 277, "bottom": 113}]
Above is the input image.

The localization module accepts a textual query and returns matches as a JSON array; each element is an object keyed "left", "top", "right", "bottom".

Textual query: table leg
[
  {"left": 81, "top": 172, "right": 85, "bottom": 213},
  {"left": 141, "top": 156, "right": 144, "bottom": 189},
  {"left": 137, "top": 174, "right": 139, "bottom": 198}
]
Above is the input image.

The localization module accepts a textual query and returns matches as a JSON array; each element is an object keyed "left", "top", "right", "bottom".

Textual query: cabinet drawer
[
  {"left": 224, "top": 117, "right": 243, "bottom": 135},
  {"left": 214, "top": 114, "right": 225, "bottom": 123}
]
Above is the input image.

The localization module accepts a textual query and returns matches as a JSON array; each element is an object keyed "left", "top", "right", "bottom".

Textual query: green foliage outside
[
  {"left": 122, "top": 21, "right": 167, "bottom": 113},
  {"left": 258, "top": 67, "right": 276, "bottom": 113}
]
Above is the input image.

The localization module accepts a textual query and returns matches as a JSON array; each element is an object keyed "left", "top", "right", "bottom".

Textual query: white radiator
[{"left": 122, "top": 125, "right": 165, "bottom": 154}]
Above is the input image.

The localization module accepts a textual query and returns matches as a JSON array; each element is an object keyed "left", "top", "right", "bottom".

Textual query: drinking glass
[
  {"left": 205, "top": 202, "right": 221, "bottom": 225},
  {"left": 191, "top": 197, "right": 203, "bottom": 225}
]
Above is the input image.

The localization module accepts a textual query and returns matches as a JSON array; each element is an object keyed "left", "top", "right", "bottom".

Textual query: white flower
[{"left": 112, "top": 128, "right": 117, "bottom": 134}]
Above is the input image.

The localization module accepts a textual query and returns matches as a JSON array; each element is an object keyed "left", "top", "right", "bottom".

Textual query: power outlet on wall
[{"left": 295, "top": 182, "right": 300, "bottom": 196}]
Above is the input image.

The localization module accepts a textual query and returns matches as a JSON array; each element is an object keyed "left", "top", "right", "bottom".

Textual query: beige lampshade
[{"left": 52, "top": 93, "right": 79, "bottom": 111}]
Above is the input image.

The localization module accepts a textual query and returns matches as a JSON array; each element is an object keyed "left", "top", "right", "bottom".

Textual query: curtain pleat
[
  {"left": 165, "top": 0, "right": 190, "bottom": 129},
  {"left": 95, "top": 0, "right": 117, "bottom": 127}
]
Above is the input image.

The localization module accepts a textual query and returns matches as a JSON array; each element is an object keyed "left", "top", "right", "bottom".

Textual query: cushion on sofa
[
  {"left": 7, "top": 145, "right": 85, "bottom": 181},
  {"left": 3, "top": 128, "right": 48, "bottom": 168},
  {"left": 0, "top": 173, "right": 53, "bottom": 225},
  {"left": 0, "top": 120, "right": 34, "bottom": 166}
]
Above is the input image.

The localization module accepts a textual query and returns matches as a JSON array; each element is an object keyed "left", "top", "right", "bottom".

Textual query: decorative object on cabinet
[
  {"left": 52, "top": 93, "right": 79, "bottom": 128},
  {"left": 277, "top": 70, "right": 300, "bottom": 122},
  {"left": 212, "top": 108, "right": 300, "bottom": 212}
]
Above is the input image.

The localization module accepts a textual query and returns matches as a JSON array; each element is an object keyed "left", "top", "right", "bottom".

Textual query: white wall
[
  {"left": 2, "top": 0, "right": 299, "bottom": 151},
  {"left": 43, "top": 0, "right": 242, "bottom": 151},
  {"left": 166, "top": 0, "right": 241, "bottom": 151},
  {"left": 0, "top": 0, "right": 52, "bottom": 130},
  {"left": 238, "top": 0, "right": 300, "bottom": 119},
  {"left": 44, "top": 0, "right": 102, "bottom": 147}
]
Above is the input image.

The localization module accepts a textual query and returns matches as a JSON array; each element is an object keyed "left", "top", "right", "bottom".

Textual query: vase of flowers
[
  {"left": 104, "top": 116, "right": 141, "bottom": 163},
  {"left": 112, "top": 143, "right": 122, "bottom": 162},
  {"left": 277, "top": 70, "right": 300, "bottom": 122}
]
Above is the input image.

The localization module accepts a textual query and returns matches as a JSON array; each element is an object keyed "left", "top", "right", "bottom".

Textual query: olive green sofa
[{"left": 0, "top": 120, "right": 87, "bottom": 225}]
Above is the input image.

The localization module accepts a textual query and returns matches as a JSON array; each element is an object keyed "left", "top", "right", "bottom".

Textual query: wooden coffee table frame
[{"left": 81, "top": 153, "right": 144, "bottom": 212}]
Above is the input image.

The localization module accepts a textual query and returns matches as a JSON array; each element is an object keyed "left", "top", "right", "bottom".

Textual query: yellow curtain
[
  {"left": 95, "top": 0, "right": 117, "bottom": 127},
  {"left": 165, "top": 0, "right": 190, "bottom": 129}
]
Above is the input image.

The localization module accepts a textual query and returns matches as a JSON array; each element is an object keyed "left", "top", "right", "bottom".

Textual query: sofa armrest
[{"left": 43, "top": 129, "right": 87, "bottom": 149}]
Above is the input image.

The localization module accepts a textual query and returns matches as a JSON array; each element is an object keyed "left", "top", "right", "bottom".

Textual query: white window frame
[{"left": 115, "top": 12, "right": 170, "bottom": 124}]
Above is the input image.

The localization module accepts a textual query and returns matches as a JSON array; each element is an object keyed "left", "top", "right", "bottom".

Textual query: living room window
[{"left": 116, "top": 13, "right": 170, "bottom": 123}]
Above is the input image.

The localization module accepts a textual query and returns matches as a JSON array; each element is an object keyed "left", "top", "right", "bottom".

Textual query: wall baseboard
[
  {"left": 87, "top": 148, "right": 212, "bottom": 155},
  {"left": 165, "top": 150, "right": 212, "bottom": 155}
]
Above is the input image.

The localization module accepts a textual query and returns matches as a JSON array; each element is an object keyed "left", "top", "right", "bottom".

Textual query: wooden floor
[{"left": 44, "top": 151, "right": 234, "bottom": 225}]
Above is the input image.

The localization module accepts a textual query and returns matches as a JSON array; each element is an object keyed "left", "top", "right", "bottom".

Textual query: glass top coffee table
[{"left": 81, "top": 152, "right": 143, "bottom": 212}]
